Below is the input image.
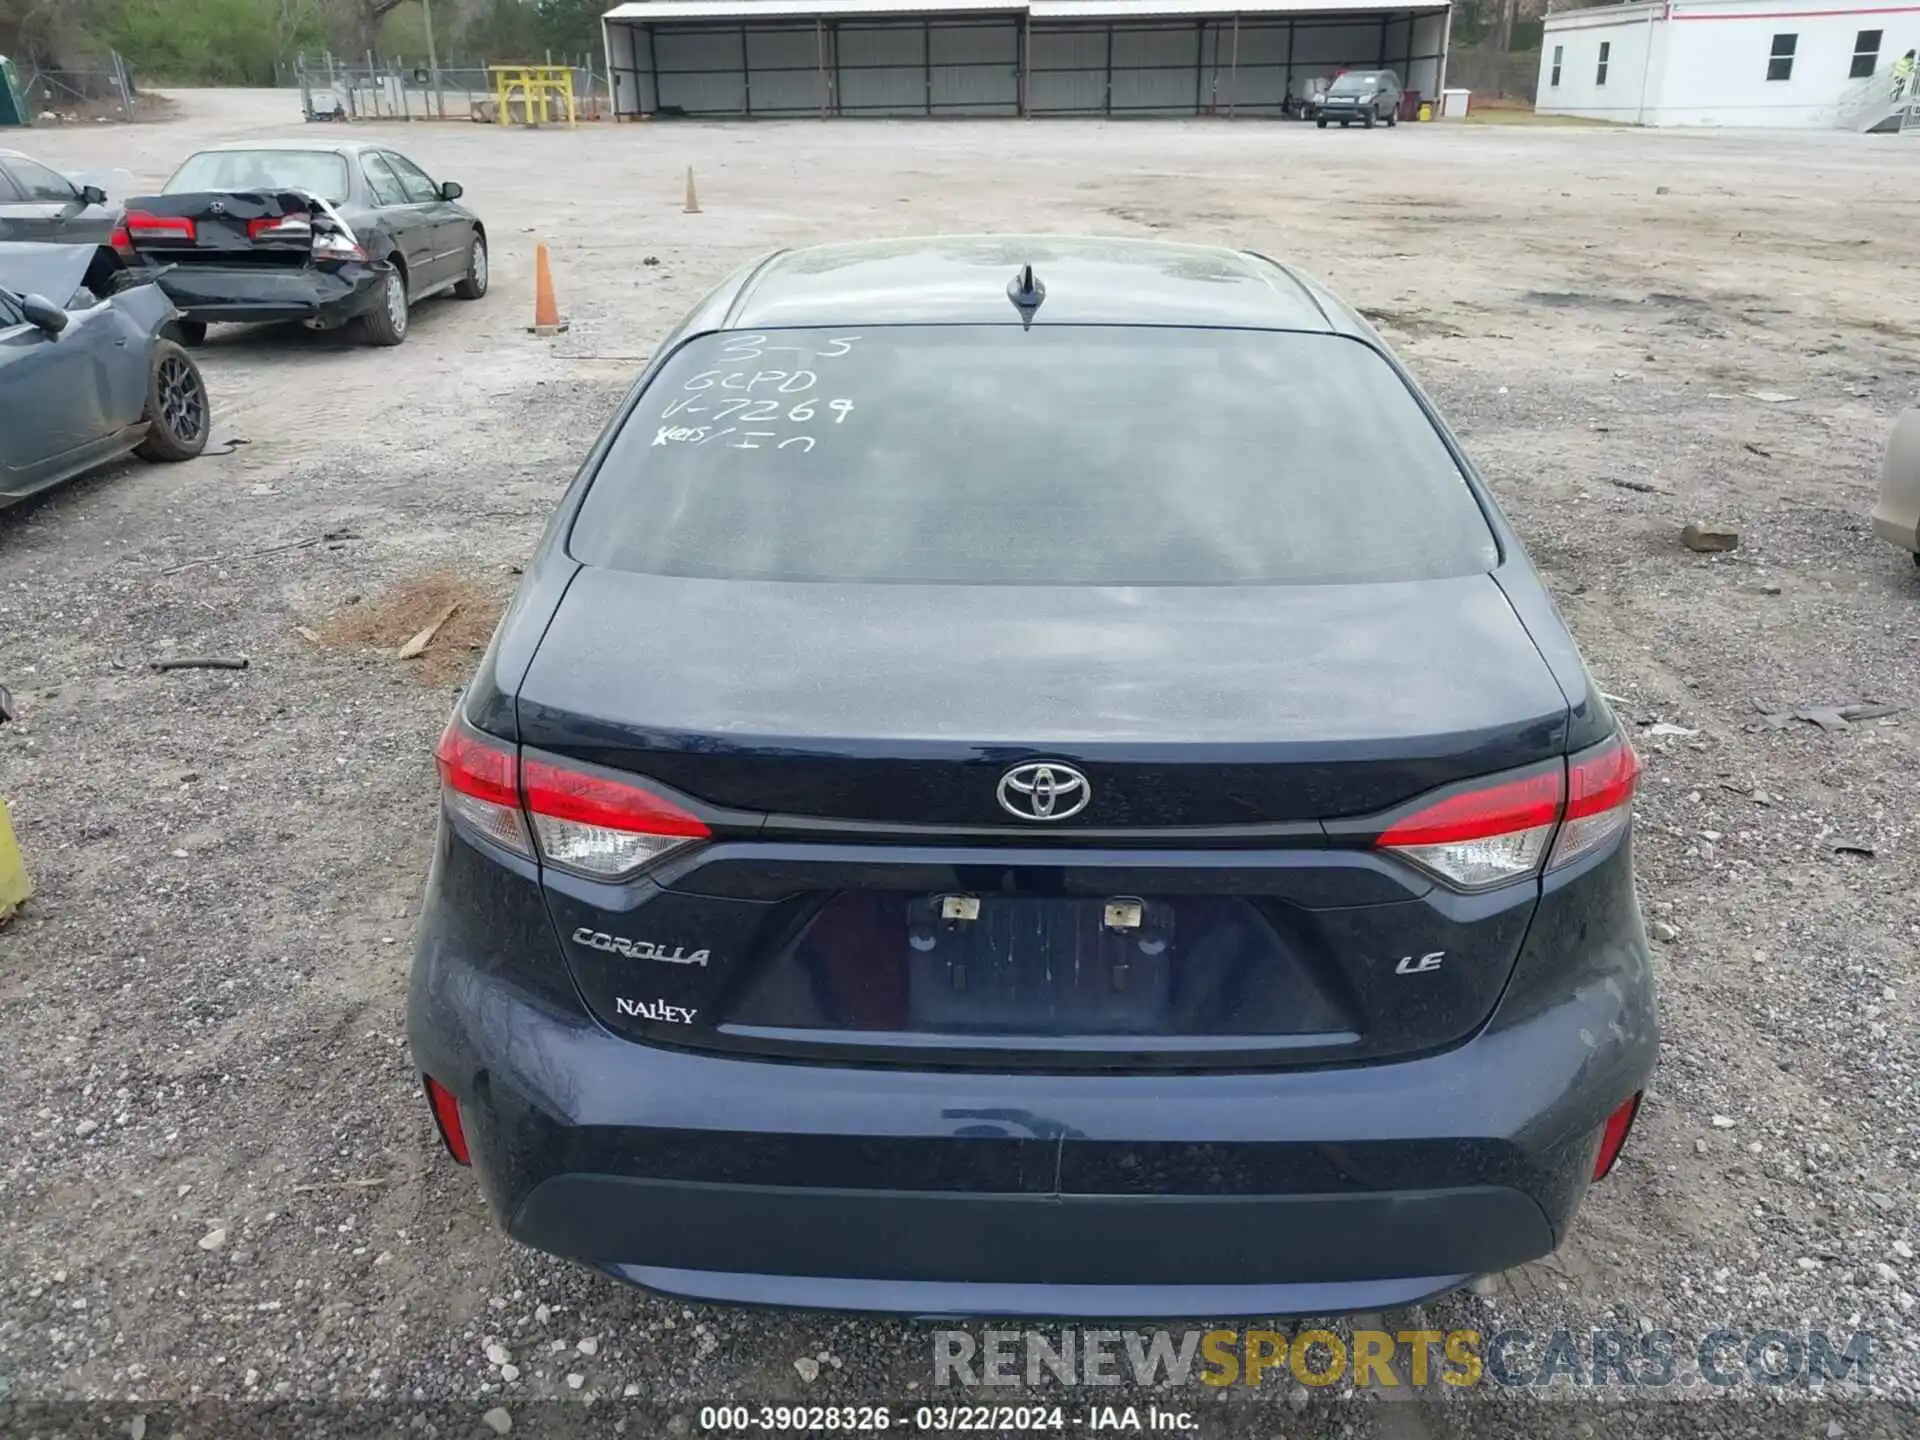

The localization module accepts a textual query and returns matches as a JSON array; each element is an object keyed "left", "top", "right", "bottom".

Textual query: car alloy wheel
[
  {"left": 157, "top": 355, "right": 207, "bottom": 446},
  {"left": 387, "top": 272, "right": 409, "bottom": 336},
  {"left": 456, "top": 234, "right": 489, "bottom": 301}
]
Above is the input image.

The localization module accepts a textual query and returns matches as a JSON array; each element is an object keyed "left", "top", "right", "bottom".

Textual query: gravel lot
[{"left": 2, "top": 90, "right": 1918, "bottom": 1439}]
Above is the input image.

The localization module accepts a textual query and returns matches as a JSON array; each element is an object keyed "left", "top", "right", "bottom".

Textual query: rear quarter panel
[
  {"left": 467, "top": 258, "right": 775, "bottom": 741},
  {"left": 105, "top": 281, "right": 177, "bottom": 427}
]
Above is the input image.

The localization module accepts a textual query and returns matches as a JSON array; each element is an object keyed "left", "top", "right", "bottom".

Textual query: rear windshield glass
[
  {"left": 570, "top": 326, "right": 1498, "bottom": 586},
  {"left": 164, "top": 150, "right": 351, "bottom": 205}
]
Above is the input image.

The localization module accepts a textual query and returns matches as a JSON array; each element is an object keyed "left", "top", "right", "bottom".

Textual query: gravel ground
[{"left": 1, "top": 91, "right": 1918, "bottom": 1439}]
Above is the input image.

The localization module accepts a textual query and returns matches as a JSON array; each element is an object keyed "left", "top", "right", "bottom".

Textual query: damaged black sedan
[{"left": 119, "top": 140, "right": 488, "bottom": 347}]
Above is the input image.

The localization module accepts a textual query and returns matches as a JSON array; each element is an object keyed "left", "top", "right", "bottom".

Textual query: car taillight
[
  {"left": 248, "top": 213, "right": 312, "bottom": 240},
  {"left": 109, "top": 223, "right": 135, "bottom": 260},
  {"left": 435, "top": 719, "right": 532, "bottom": 858},
  {"left": 1376, "top": 732, "right": 1639, "bottom": 891},
  {"left": 1592, "top": 1092, "right": 1642, "bottom": 1180},
  {"left": 423, "top": 1075, "right": 471, "bottom": 1166},
  {"left": 521, "top": 755, "right": 709, "bottom": 878},
  {"left": 124, "top": 210, "right": 194, "bottom": 241},
  {"left": 312, "top": 231, "right": 368, "bottom": 262},
  {"left": 434, "top": 715, "right": 709, "bottom": 878},
  {"left": 1376, "top": 767, "right": 1564, "bottom": 891},
  {"left": 1550, "top": 734, "right": 1641, "bottom": 871}
]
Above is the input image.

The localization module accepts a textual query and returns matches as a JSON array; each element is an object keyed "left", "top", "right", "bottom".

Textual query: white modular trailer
[
  {"left": 1537, "top": 0, "right": 1920, "bottom": 127},
  {"left": 604, "top": 0, "right": 1451, "bottom": 118}
]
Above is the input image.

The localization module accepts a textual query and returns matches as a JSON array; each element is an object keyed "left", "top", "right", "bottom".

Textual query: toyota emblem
[{"left": 997, "top": 762, "right": 1091, "bottom": 822}]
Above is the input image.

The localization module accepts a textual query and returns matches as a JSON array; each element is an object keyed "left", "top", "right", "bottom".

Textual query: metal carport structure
[{"left": 603, "top": 0, "right": 1450, "bottom": 119}]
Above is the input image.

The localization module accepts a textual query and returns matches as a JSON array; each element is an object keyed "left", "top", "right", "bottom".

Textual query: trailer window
[
  {"left": 1850, "top": 29, "right": 1881, "bottom": 80},
  {"left": 1767, "top": 33, "right": 1797, "bottom": 82}
]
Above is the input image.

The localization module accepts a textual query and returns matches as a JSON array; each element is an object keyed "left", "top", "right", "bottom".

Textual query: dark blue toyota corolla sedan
[{"left": 407, "top": 235, "right": 1657, "bottom": 1318}]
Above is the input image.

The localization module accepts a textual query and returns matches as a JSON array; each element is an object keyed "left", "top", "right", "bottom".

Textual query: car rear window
[
  {"left": 164, "top": 150, "right": 351, "bottom": 206},
  {"left": 570, "top": 325, "right": 1499, "bottom": 586}
]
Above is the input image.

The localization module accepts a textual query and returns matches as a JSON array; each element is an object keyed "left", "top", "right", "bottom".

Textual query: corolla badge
[
  {"left": 997, "top": 762, "right": 1091, "bottom": 822},
  {"left": 572, "top": 928, "right": 710, "bottom": 966}
]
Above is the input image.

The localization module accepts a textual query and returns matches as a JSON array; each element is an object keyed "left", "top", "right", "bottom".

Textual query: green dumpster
[{"left": 0, "top": 56, "right": 34, "bottom": 126}]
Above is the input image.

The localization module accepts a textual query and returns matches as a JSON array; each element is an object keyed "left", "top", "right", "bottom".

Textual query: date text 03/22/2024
[{"left": 696, "top": 1405, "right": 1195, "bottom": 1432}]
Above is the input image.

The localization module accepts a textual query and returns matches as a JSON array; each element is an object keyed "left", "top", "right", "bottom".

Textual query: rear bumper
[
  {"left": 597, "top": 1267, "right": 1475, "bottom": 1318},
  {"left": 408, "top": 829, "right": 1658, "bottom": 1317},
  {"left": 528, "top": 1177, "right": 1554, "bottom": 1316},
  {"left": 153, "top": 260, "right": 388, "bottom": 325}
]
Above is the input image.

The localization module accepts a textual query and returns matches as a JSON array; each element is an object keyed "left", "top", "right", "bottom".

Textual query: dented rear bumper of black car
[{"left": 153, "top": 260, "right": 390, "bottom": 327}]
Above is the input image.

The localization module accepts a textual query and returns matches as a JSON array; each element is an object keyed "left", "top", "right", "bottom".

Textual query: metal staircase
[{"left": 1836, "top": 70, "right": 1920, "bottom": 133}]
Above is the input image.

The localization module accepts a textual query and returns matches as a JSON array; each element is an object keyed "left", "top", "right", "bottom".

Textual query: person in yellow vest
[{"left": 1895, "top": 49, "right": 1917, "bottom": 102}]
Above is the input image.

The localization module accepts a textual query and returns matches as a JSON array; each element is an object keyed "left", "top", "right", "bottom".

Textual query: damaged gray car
[{"left": 0, "top": 241, "right": 209, "bottom": 512}]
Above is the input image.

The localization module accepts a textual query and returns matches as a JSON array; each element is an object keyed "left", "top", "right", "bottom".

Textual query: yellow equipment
[
  {"left": 490, "top": 65, "right": 577, "bottom": 128},
  {"left": 0, "top": 796, "right": 30, "bottom": 926}
]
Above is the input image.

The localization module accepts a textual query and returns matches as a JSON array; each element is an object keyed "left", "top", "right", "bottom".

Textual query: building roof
[
  {"left": 608, "top": 0, "right": 1436, "bottom": 19},
  {"left": 606, "top": 0, "right": 1016, "bottom": 19},
  {"left": 1030, "top": 0, "right": 1441, "bottom": 16},
  {"left": 1543, "top": 0, "right": 1920, "bottom": 29},
  {"left": 712, "top": 235, "right": 1348, "bottom": 331}
]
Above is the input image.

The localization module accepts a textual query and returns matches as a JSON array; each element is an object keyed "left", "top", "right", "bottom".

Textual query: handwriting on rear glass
[{"left": 652, "top": 335, "right": 859, "bottom": 451}]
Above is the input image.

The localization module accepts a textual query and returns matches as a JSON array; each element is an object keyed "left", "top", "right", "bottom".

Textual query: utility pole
[{"left": 421, "top": 0, "right": 441, "bottom": 117}]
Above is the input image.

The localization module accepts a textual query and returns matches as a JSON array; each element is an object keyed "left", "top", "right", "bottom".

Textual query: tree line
[{"left": 0, "top": 0, "right": 608, "bottom": 85}]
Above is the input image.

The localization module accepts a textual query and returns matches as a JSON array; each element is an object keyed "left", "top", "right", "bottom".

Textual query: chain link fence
[
  {"left": 1444, "top": 45, "right": 1540, "bottom": 104},
  {"left": 282, "top": 53, "right": 609, "bottom": 123},
  {"left": 14, "top": 52, "right": 139, "bottom": 122}
]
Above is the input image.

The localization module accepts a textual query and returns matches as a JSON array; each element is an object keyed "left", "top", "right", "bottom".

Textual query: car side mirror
[
  {"left": 440, "top": 180, "right": 464, "bottom": 201},
  {"left": 1873, "top": 409, "right": 1920, "bottom": 559},
  {"left": 81, "top": 184, "right": 109, "bottom": 206},
  {"left": 19, "top": 294, "right": 69, "bottom": 336}
]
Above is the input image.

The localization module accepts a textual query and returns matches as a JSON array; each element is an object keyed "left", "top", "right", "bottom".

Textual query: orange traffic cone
[
  {"left": 529, "top": 240, "right": 569, "bottom": 336},
  {"left": 684, "top": 167, "right": 701, "bottom": 214}
]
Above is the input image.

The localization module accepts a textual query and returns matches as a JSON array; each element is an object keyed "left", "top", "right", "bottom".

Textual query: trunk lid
[
  {"left": 516, "top": 570, "right": 1570, "bottom": 1071},
  {"left": 122, "top": 190, "right": 322, "bottom": 268},
  {"left": 518, "top": 569, "right": 1569, "bottom": 830}
]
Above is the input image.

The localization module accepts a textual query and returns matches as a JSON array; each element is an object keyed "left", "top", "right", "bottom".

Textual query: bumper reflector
[
  {"left": 1592, "top": 1091, "right": 1642, "bottom": 1180},
  {"left": 424, "top": 1075, "right": 471, "bottom": 1166}
]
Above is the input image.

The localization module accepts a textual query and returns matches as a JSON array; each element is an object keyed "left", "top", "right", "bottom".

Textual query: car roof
[
  {"left": 707, "top": 236, "right": 1369, "bottom": 334},
  {"left": 183, "top": 139, "right": 382, "bottom": 157}
]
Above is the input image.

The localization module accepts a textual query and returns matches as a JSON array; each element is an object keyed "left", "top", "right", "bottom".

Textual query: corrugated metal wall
[
  {"left": 1026, "top": 25, "right": 1107, "bottom": 112},
  {"left": 931, "top": 20, "right": 1020, "bottom": 113},
  {"left": 610, "top": 9, "right": 1444, "bottom": 119},
  {"left": 836, "top": 23, "right": 926, "bottom": 113},
  {"left": 656, "top": 28, "right": 750, "bottom": 111},
  {"left": 747, "top": 26, "right": 828, "bottom": 112}
]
